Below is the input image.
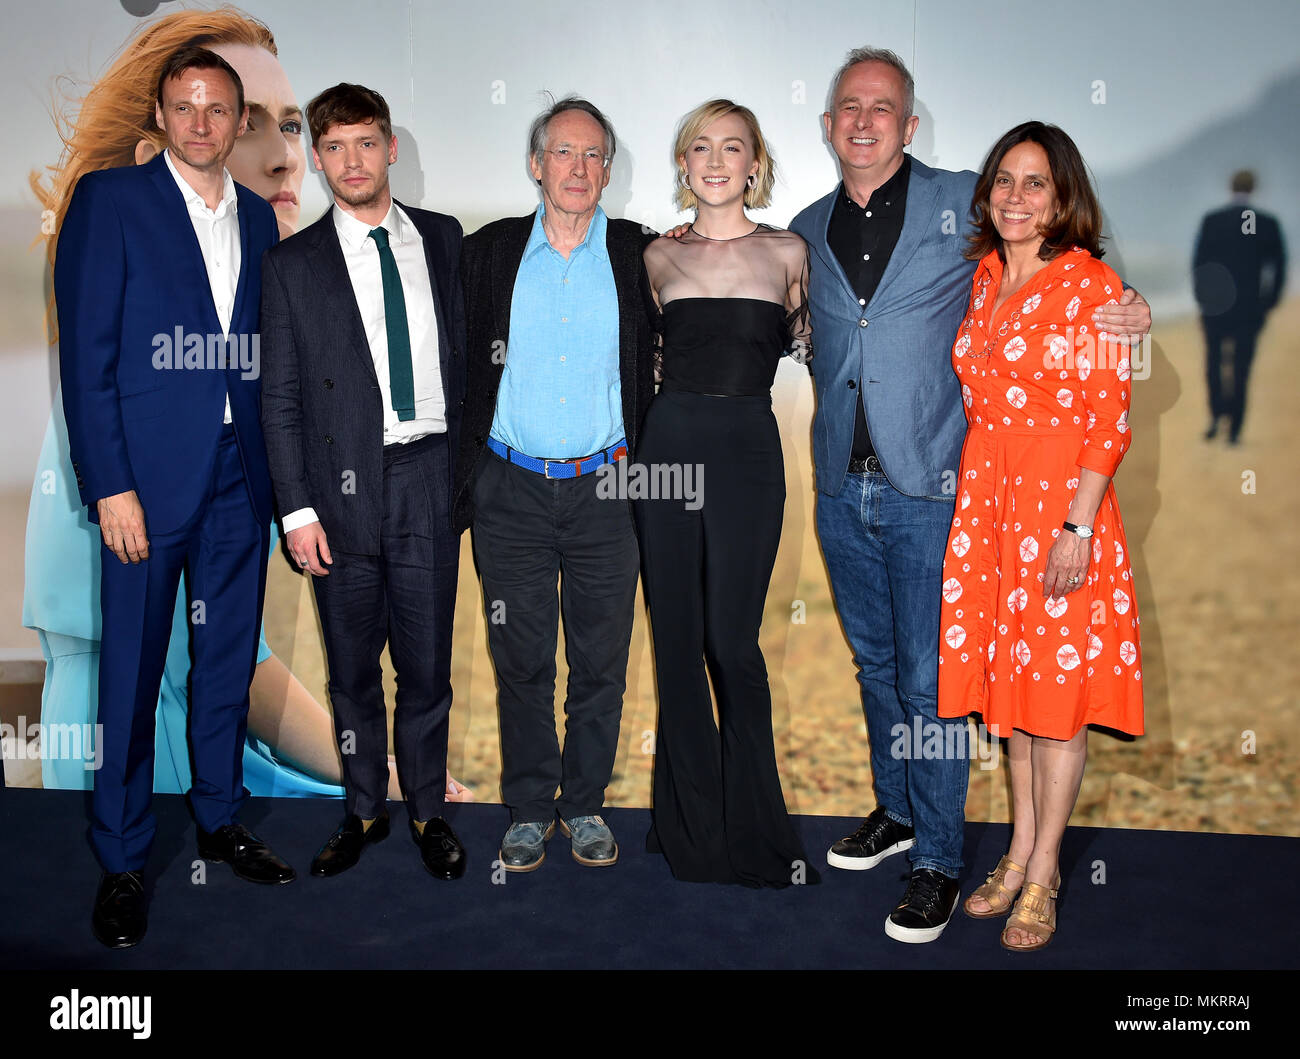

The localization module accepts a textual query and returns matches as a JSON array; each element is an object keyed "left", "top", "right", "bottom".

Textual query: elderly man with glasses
[{"left": 452, "top": 96, "right": 657, "bottom": 872}]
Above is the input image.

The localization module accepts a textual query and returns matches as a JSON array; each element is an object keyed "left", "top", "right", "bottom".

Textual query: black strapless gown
[{"left": 634, "top": 298, "right": 818, "bottom": 888}]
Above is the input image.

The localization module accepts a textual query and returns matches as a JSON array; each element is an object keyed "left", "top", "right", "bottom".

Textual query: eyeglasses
[{"left": 543, "top": 146, "right": 610, "bottom": 168}]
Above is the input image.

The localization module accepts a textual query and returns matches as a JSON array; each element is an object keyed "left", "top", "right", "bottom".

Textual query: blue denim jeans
[{"left": 816, "top": 471, "right": 968, "bottom": 877}]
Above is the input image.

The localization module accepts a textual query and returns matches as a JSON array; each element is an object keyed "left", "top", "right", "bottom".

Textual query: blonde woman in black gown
[{"left": 637, "top": 100, "right": 816, "bottom": 887}]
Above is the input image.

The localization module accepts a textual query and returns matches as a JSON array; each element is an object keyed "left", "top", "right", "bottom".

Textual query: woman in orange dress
[{"left": 936, "top": 121, "right": 1143, "bottom": 951}]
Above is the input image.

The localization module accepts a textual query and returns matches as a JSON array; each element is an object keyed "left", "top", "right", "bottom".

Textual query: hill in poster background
[{"left": 1097, "top": 68, "right": 1299, "bottom": 316}]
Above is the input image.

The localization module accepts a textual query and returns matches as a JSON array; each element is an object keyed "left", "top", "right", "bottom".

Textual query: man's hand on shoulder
[
  {"left": 1092, "top": 287, "right": 1151, "bottom": 348},
  {"left": 97, "top": 490, "right": 149, "bottom": 564},
  {"left": 286, "top": 521, "right": 333, "bottom": 576}
]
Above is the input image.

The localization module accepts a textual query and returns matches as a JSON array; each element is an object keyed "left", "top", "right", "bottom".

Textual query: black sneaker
[
  {"left": 826, "top": 806, "right": 914, "bottom": 870},
  {"left": 885, "top": 868, "right": 960, "bottom": 944}
]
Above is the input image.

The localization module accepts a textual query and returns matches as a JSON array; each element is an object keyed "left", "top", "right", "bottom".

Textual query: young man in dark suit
[
  {"left": 57, "top": 46, "right": 293, "bottom": 949},
  {"left": 260, "top": 83, "right": 467, "bottom": 881},
  {"left": 453, "top": 97, "right": 657, "bottom": 872}
]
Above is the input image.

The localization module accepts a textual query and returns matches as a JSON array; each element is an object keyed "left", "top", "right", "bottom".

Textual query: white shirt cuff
[{"left": 281, "top": 507, "right": 320, "bottom": 533}]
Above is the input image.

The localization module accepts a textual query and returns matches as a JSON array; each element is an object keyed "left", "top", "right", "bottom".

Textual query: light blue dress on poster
[{"left": 23, "top": 394, "right": 342, "bottom": 799}]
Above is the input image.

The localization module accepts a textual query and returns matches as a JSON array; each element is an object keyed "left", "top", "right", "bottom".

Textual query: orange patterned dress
[{"left": 937, "top": 247, "right": 1143, "bottom": 740}]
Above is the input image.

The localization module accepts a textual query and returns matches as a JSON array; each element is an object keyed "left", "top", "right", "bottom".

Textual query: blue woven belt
[{"left": 486, "top": 437, "right": 628, "bottom": 479}]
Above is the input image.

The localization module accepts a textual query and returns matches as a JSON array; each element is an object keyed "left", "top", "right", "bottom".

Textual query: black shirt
[{"left": 827, "top": 156, "right": 911, "bottom": 461}]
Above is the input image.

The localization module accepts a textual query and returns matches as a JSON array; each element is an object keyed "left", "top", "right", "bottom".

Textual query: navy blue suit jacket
[{"left": 55, "top": 153, "right": 277, "bottom": 535}]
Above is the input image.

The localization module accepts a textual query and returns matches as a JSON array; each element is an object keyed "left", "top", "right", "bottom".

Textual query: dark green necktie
[{"left": 368, "top": 226, "right": 415, "bottom": 422}]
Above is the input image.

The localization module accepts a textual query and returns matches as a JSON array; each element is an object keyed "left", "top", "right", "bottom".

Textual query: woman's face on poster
[{"left": 210, "top": 43, "right": 305, "bottom": 237}]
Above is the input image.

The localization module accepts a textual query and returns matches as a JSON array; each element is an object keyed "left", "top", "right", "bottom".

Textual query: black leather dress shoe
[
  {"left": 197, "top": 822, "right": 296, "bottom": 884},
  {"left": 92, "top": 871, "right": 147, "bottom": 949},
  {"left": 311, "top": 813, "right": 390, "bottom": 877},
  {"left": 410, "top": 817, "right": 466, "bottom": 880}
]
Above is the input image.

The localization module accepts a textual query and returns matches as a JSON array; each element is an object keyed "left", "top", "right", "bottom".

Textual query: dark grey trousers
[
  {"left": 312, "top": 434, "right": 456, "bottom": 823},
  {"left": 471, "top": 450, "right": 639, "bottom": 823}
]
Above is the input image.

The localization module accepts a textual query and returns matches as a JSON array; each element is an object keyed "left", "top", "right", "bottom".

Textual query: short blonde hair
[{"left": 672, "top": 99, "right": 775, "bottom": 212}]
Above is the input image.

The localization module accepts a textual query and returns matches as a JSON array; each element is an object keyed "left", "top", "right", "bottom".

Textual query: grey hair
[
  {"left": 527, "top": 93, "right": 617, "bottom": 168},
  {"left": 825, "top": 46, "right": 915, "bottom": 120}
]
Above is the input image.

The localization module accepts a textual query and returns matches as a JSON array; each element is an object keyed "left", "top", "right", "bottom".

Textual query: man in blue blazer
[
  {"left": 56, "top": 46, "right": 294, "bottom": 950},
  {"left": 791, "top": 47, "right": 1150, "bottom": 943},
  {"left": 260, "top": 84, "right": 468, "bottom": 882}
]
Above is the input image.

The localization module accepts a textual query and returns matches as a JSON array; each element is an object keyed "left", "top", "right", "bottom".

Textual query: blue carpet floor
[{"left": 0, "top": 788, "right": 1294, "bottom": 970}]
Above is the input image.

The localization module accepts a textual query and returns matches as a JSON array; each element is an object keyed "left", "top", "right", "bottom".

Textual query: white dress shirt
[
  {"left": 282, "top": 200, "right": 446, "bottom": 534},
  {"left": 164, "top": 150, "right": 239, "bottom": 424}
]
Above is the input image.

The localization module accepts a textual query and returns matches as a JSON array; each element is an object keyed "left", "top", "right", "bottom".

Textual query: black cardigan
[{"left": 452, "top": 212, "right": 658, "bottom": 532}]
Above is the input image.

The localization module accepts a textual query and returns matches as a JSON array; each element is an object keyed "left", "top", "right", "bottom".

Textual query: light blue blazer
[{"left": 791, "top": 158, "right": 979, "bottom": 499}]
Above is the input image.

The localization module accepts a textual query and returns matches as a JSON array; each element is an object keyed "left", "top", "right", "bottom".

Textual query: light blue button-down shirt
[{"left": 490, "top": 205, "right": 622, "bottom": 458}]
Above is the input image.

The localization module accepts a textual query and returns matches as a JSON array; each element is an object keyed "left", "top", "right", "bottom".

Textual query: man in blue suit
[
  {"left": 56, "top": 45, "right": 294, "bottom": 950},
  {"left": 791, "top": 47, "right": 1149, "bottom": 943}
]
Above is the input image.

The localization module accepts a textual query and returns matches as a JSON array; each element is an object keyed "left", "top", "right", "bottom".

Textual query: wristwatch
[{"left": 1062, "top": 521, "right": 1093, "bottom": 539}]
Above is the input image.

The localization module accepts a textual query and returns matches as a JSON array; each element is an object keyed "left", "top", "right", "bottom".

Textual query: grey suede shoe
[
  {"left": 558, "top": 814, "right": 618, "bottom": 866},
  {"left": 499, "top": 820, "right": 555, "bottom": 872}
]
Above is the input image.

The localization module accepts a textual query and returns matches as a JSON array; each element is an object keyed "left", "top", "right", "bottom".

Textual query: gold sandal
[
  {"left": 1000, "top": 881, "right": 1058, "bottom": 952},
  {"left": 963, "top": 855, "right": 1025, "bottom": 919}
]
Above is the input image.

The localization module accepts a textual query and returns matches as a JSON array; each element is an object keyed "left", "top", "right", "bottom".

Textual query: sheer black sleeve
[{"left": 784, "top": 241, "right": 812, "bottom": 366}]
